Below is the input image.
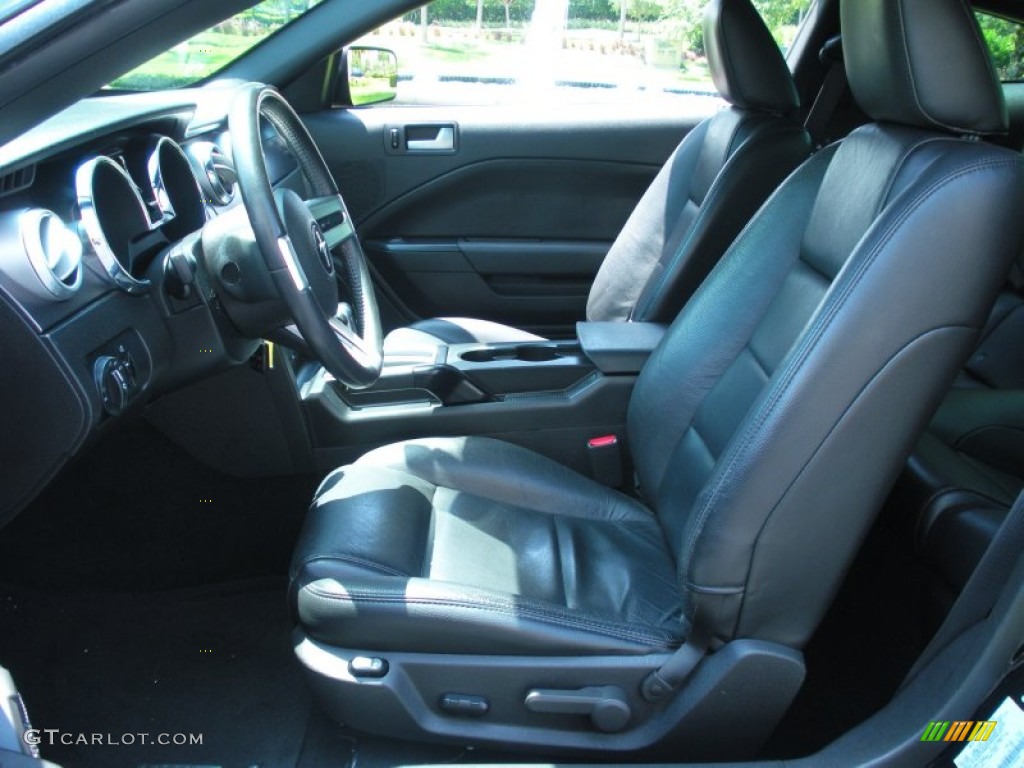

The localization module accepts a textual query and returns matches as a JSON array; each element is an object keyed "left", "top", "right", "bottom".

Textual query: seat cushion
[
  {"left": 289, "top": 437, "right": 683, "bottom": 655},
  {"left": 384, "top": 318, "right": 545, "bottom": 353}
]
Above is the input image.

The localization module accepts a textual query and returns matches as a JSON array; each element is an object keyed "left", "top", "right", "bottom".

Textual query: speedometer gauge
[{"left": 75, "top": 155, "right": 153, "bottom": 294}]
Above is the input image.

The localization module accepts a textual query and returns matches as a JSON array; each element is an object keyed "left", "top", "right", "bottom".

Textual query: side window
[
  {"left": 351, "top": 0, "right": 814, "bottom": 107},
  {"left": 976, "top": 11, "right": 1024, "bottom": 82}
]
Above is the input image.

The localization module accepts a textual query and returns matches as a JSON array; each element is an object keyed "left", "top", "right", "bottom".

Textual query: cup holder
[
  {"left": 461, "top": 344, "right": 562, "bottom": 363},
  {"left": 514, "top": 346, "right": 561, "bottom": 362}
]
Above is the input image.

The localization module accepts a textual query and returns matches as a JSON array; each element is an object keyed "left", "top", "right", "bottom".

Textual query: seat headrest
[
  {"left": 842, "top": 0, "right": 1007, "bottom": 135},
  {"left": 704, "top": 0, "right": 799, "bottom": 114}
]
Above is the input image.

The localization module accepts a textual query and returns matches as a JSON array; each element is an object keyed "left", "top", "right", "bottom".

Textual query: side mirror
[{"left": 345, "top": 46, "right": 398, "bottom": 106}]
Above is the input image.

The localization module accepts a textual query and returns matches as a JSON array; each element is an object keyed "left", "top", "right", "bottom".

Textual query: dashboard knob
[{"left": 93, "top": 355, "right": 130, "bottom": 415}]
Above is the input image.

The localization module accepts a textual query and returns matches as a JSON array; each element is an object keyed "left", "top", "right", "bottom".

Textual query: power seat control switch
[
  {"left": 94, "top": 350, "right": 138, "bottom": 415},
  {"left": 348, "top": 656, "right": 388, "bottom": 678},
  {"left": 439, "top": 693, "right": 489, "bottom": 717}
]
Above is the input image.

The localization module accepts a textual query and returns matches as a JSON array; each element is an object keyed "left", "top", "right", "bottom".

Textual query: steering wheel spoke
[
  {"left": 329, "top": 315, "right": 378, "bottom": 368},
  {"left": 305, "top": 194, "right": 356, "bottom": 248}
]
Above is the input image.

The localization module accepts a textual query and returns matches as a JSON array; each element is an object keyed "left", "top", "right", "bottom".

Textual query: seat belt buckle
[
  {"left": 587, "top": 434, "right": 624, "bottom": 488},
  {"left": 251, "top": 340, "right": 275, "bottom": 373}
]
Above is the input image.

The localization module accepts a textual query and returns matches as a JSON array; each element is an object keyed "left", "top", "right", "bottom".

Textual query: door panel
[
  {"left": 302, "top": 104, "right": 709, "bottom": 336},
  {"left": 368, "top": 238, "right": 607, "bottom": 337}
]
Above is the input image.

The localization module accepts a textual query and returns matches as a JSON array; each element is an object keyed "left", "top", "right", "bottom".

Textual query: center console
[{"left": 299, "top": 321, "right": 667, "bottom": 476}]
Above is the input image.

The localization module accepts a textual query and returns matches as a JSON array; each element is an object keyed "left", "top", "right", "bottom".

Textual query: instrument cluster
[{"left": 1, "top": 134, "right": 236, "bottom": 302}]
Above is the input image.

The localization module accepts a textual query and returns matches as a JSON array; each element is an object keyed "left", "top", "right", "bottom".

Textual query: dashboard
[{"left": 0, "top": 84, "right": 302, "bottom": 524}]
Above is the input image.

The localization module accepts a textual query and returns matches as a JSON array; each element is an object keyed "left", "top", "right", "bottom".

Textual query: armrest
[{"left": 576, "top": 321, "right": 666, "bottom": 374}]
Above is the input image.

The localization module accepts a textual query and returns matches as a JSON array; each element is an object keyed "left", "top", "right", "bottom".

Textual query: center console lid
[{"left": 577, "top": 321, "right": 666, "bottom": 374}]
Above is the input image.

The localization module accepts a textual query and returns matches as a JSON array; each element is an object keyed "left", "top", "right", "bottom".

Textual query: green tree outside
[{"left": 977, "top": 11, "right": 1024, "bottom": 81}]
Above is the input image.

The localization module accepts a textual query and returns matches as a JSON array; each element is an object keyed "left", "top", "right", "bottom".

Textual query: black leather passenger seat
[
  {"left": 895, "top": 269, "right": 1024, "bottom": 591},
  {"left": 384, "top": 0, "right": 811, "bottom": 352}
]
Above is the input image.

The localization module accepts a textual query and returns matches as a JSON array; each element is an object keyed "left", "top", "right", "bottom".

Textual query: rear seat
[{"left": 896, "top": 278, "right": 1024, "bottom": 590}]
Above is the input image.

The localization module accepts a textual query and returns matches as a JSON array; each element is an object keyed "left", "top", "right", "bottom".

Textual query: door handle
[{"left": 406, "top": 125, "right": 455, "bottom": 152}]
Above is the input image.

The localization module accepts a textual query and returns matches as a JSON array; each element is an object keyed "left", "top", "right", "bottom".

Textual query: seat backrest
[
  {"left": 627, "top": 0, "right": 1024, "bottom": 649},
  {"left": 585, "top": 0, "right": 810, "bottom": 325}
]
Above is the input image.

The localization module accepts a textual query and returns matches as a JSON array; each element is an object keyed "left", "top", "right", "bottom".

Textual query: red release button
[{"left": 588, "top": 435, "right": 618, "bottom": 448}]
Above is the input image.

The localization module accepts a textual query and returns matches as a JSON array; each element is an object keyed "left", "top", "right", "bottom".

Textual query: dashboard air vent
[
  {"left": 14, "top": 209, "right": 83, "bottom": 301},
  {"left": 0, "top": 165, "right": 36, "bottom": 198},
  {"left": 186, "top": 142, "right": 236, "bottom": 207}
]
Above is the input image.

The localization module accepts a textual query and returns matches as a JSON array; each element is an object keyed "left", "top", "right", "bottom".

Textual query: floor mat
[
  {"left": 0, "top": 423, "right": 319, "bottom": 591},
  {"left": 0, "top": 580, "right": 311, "bottom": 768},
  {"left": 295, "top": 709, "right": 479, "bottom": 768}
]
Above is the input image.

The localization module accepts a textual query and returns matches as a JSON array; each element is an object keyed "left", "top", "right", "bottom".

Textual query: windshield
[{"left": 107, "top": 0, "right": 325, "bottom": 91}]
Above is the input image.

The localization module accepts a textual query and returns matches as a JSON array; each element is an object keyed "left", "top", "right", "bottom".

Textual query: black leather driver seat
[
  {"left": 384, "top": 0, "right": 810, "bottom": 352},
  {"left": 291, "top": 0, "right": 1024, "bottom": 757}
]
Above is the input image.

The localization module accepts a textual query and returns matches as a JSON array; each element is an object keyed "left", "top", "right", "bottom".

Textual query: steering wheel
[{"left": 228, "top": 83, "right": 382, "bottom": 389}]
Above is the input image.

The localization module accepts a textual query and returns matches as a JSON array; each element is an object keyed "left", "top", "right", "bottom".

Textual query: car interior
[{"left": 1, "top": 0, "right": 1024, "bottom": 767}]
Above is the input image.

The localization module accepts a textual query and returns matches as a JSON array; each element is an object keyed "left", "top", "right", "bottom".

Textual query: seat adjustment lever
[{"left": 523, "top": 685, "right": 631, "bottom": 733}]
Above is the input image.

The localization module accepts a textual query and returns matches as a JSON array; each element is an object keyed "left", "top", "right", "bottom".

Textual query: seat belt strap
[
  {"left": 641, "top": 611, "right": 711, "bottom": 702},
  {"left": 804, "top": 35, "right": 847, "bottom": 150},
  {"left": 901, "top": 486, "right": 1024, "bottom": 689}
]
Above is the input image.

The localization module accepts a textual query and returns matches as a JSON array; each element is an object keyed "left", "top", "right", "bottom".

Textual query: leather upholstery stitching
[
  {"left": 302, "top": 585, "right": 679, "bottom": 647},
  {"left": 299, "top": 553, "right": 407, "bottom": 578},
  {"left": 718, "top": 7, "right": 744, "bottom": 107},
  {"left": 957, "top": 0, "right": 999, "bottom": 83},
  {"left": 744, "top": 342, "right": 772, "bottom": 378},
  {"left": 379, "top": 450, "right": 652, "bottom": 525},
  {"left": 680, "top": 157, "right": 1018, "bottom": 600},
  {"left": 422, "top": 483, "right": 439, "bottom": 578},
  {"left": 877, "top": 136, "right": 951, "bottom": 214},
  {"left": 798, "top": 123, "right": 944, "bottom": 280},
  {"left": 893, "top": 0, "right": 978, "bottom": 134},
  {"left": 688, "top": 422, "right": 717, "bottom": 463},
  {"left": 552, "top": 516, "right": 570, "bottom": 608},
  {"left": 947, "top": 0, "right": 1004, "bottom": 133},
  {"left": 738, "top": 324, "right": 976, "bottom": 601},
  {"left": 797, "top": 251, "right": 833, "bottom": 283},
  {"left": 684, "top": 581, "right": 744, "bottom": 594}
]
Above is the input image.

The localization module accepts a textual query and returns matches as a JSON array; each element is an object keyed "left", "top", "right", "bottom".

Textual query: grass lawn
[
  {"left": 350, "top": 81, "right": 396, "bottom": 106},
  {"left": 109, "top": 31, "right": 262, "bottom": 90}
]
